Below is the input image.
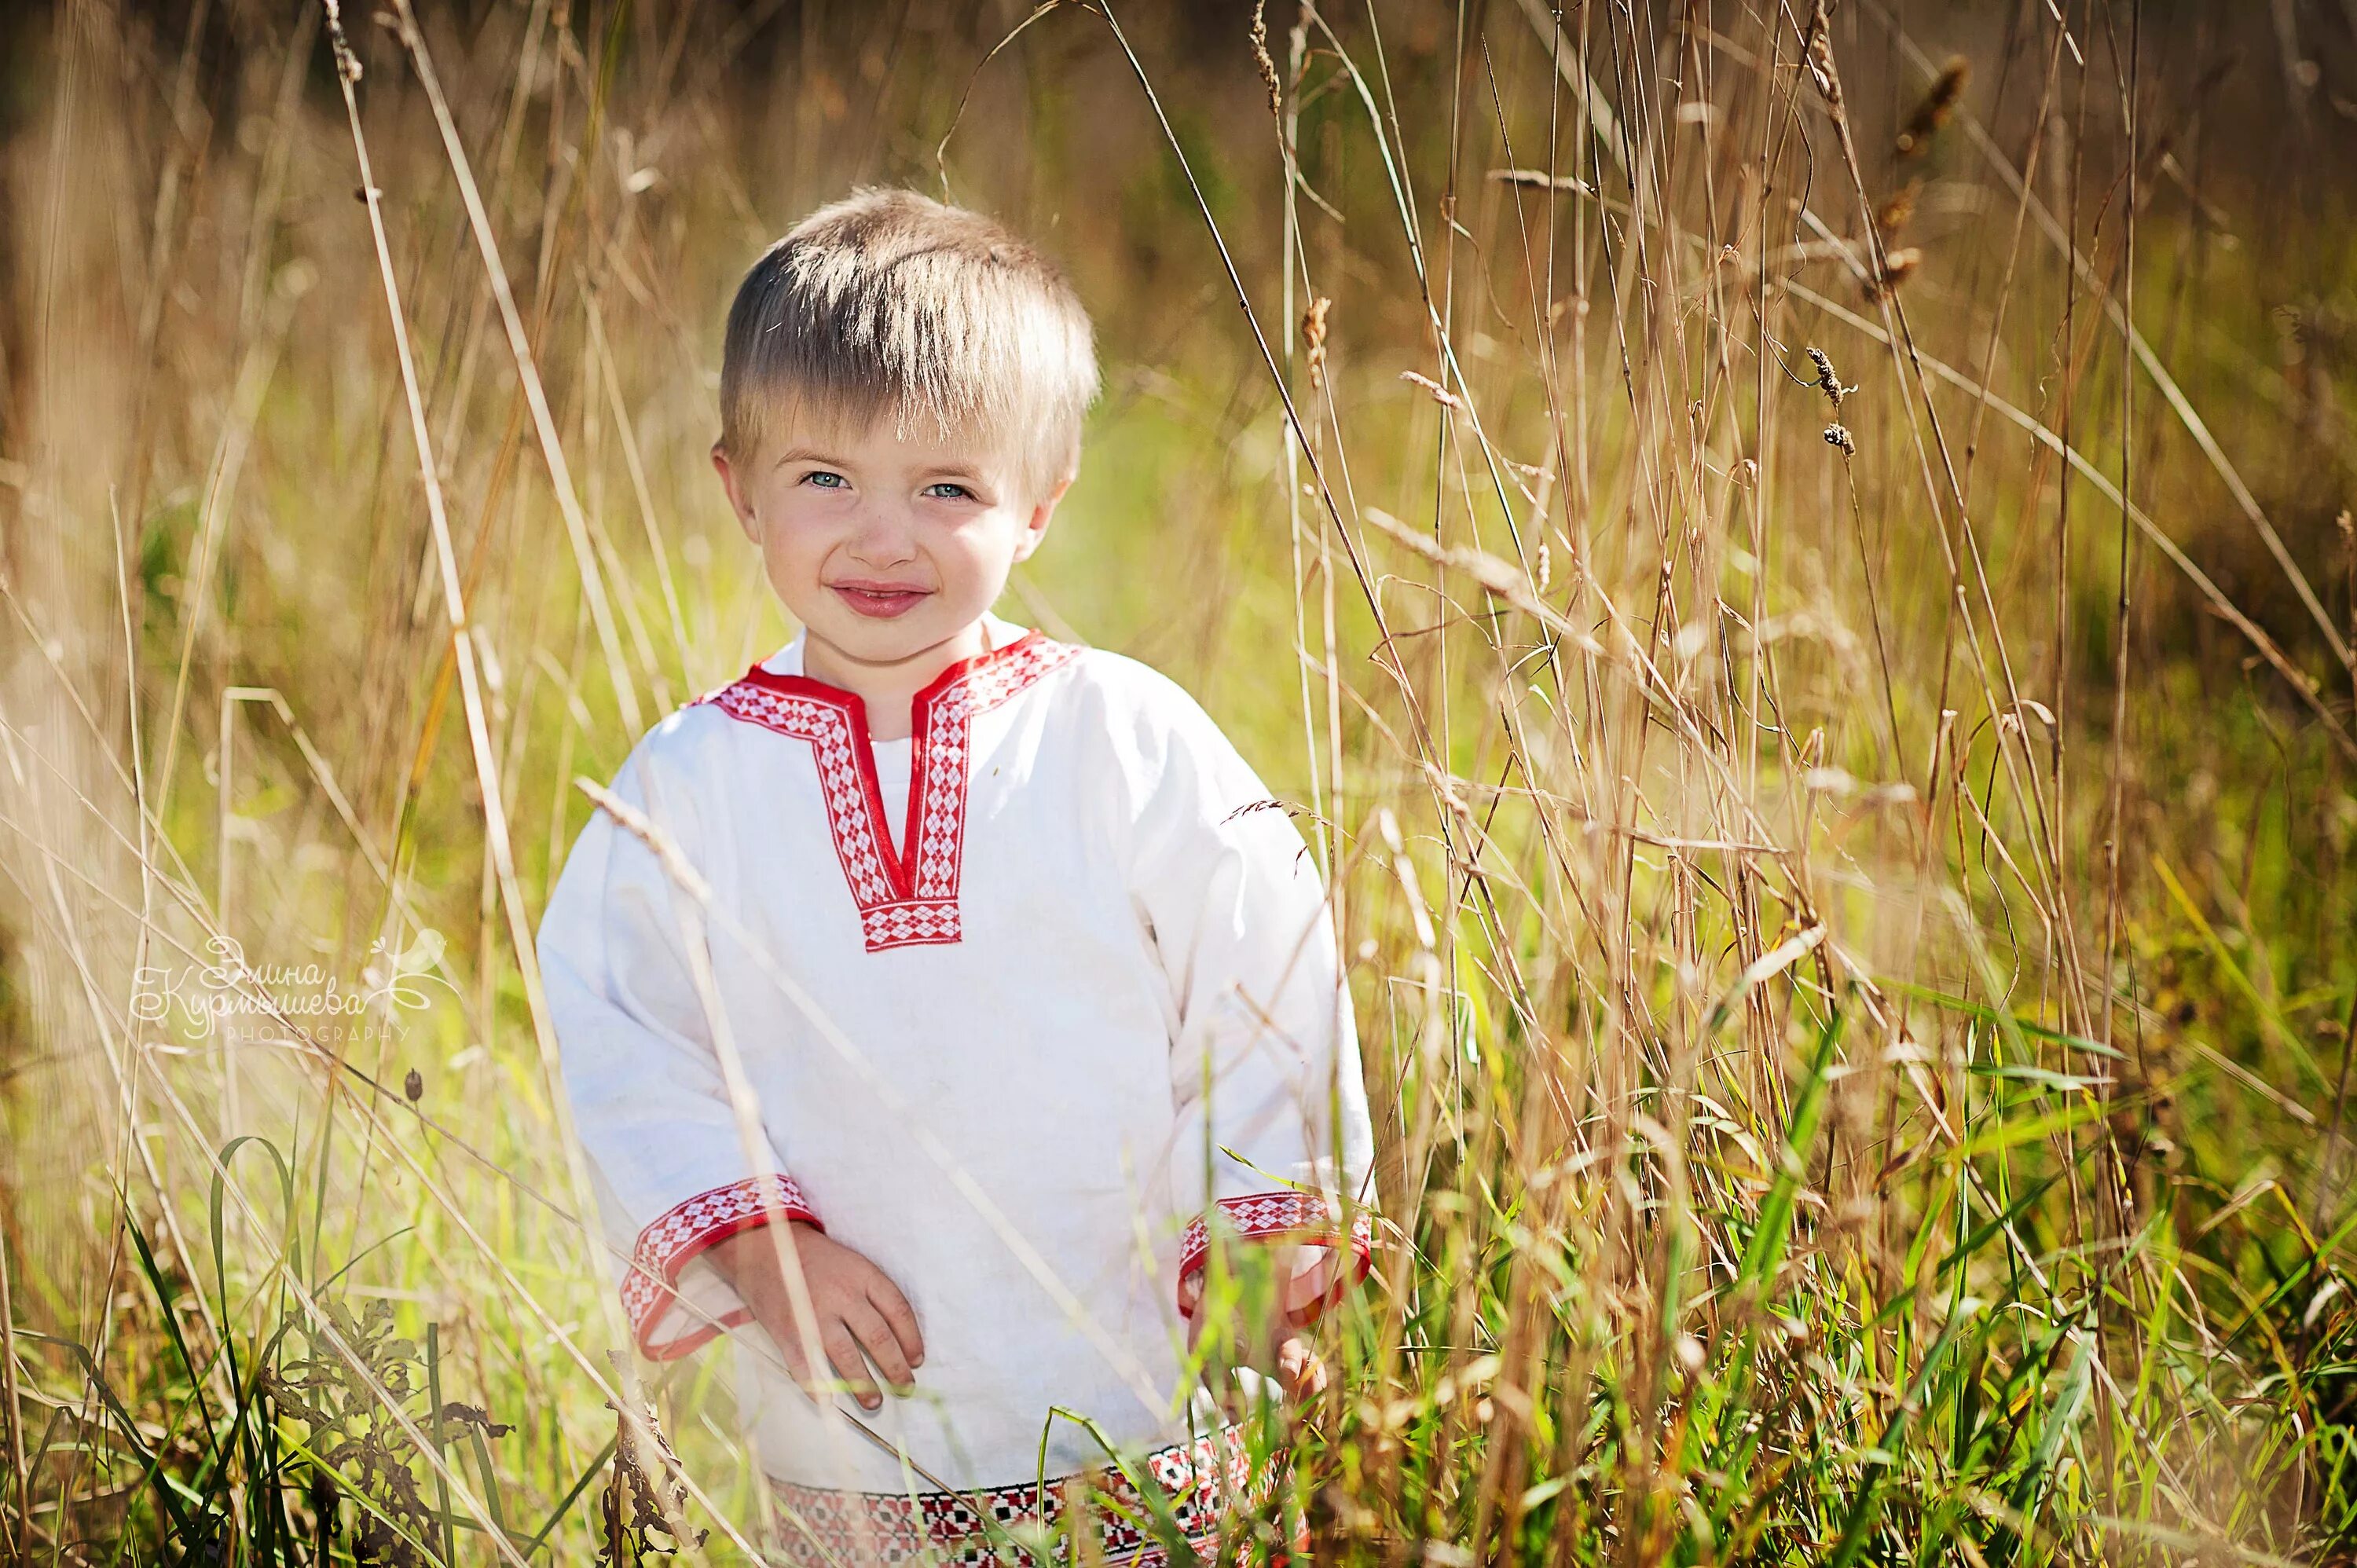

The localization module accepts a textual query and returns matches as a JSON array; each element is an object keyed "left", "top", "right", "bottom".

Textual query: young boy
[{"left": 533, "top": 188, "right": 1376, "bottom": 1563}]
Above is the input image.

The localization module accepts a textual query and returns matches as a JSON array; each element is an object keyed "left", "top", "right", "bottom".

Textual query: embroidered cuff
[
  {"left": 621, "top": 1174, "right": 822, "bottom": 1359},
  {"left": 1177, "top": 1191, "right": 1376, "bottom": 1328}
]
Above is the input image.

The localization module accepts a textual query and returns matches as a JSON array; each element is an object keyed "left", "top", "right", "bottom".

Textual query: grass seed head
[
  {"left": 1250, "top": 0, "right": 1281, "bottom": 120},
  {"left": 1804, "top": 1, "right": 1842, "bottom": 109},
  {"left": 1303, "top": 294, "right": 1332, "bottom": 391},
  {"left": 1877, "top": 178, "right": 1923, "bottom": 241},
  {"left": 1865, "top": 247, "right": 1924, "bottom": 302},
  {"left": 1400, "top": 368, "right": 1461, "bottom": 410},
  {"left": 1897, "top": 56, "right": 1972, "bottom": 156},
  {"left": 1805, "top": 346, "right": 1857, "bottom": 408}
]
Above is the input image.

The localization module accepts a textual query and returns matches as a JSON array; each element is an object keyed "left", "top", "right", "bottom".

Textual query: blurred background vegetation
[{"left": 6, "top": 0, "right": 2357, "bottom": 1562}]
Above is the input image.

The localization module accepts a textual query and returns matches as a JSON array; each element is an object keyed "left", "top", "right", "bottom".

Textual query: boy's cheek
[{"left": 751, "top": 523, "right": 824, "bottom": 598}]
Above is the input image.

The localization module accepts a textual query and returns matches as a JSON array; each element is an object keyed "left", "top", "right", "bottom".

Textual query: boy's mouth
[{"left": 828, "top": 580, "right": 933, "bottom": 619}]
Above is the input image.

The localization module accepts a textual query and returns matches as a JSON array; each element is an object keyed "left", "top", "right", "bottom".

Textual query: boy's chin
[{"left": 803, "top": 605, "right": 983, "bottom": 668}]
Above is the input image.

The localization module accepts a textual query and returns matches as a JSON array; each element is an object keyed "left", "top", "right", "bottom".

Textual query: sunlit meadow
[{"left": 5, "top": 1, "right": 2357, "bottom": 1563}]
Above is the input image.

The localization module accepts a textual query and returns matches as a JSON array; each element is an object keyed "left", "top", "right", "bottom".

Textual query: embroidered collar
[{"left": 695, "top": 622, "right": 1079, "bottom": 951}]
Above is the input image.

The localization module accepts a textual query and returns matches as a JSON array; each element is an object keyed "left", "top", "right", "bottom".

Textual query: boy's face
[{"left": 711, "top": 408, "right": 1069, "bottom": 679}]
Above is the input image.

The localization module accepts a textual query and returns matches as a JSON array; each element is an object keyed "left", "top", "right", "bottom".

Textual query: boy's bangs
[{"left": 739, "top": 374, "right": 1074, "bottom": 500}]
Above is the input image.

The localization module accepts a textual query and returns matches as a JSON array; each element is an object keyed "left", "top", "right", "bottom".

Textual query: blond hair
[{"left": 719, "top": 188, "right": 1099, "bottom": 501}]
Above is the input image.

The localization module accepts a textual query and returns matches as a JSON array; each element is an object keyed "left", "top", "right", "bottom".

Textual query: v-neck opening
[
  {"left": 867, "top": 735, "right": 914, "bottom": 863},
  {"left": 748, "top": 620, "right": 1040, "bottom": 896},
  {"left": 702, "top": 619, "right": 1079, "bottom": 951}
]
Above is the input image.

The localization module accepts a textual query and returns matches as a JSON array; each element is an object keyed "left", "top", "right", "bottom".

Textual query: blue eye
[
  {"left": 924, "top": 482, "right": 973, "bottom": 500},
  {"left": 803, "top": 471, "right": 848, "bottom": 489}
]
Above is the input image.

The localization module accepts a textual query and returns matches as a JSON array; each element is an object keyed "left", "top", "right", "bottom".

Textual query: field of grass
[{"left": 6, "top": 0, "right": 2357, "bottom": 1562}]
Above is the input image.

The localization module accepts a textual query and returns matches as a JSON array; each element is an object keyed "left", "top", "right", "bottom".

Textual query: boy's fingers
[
  {"left": 845, "top": 1302, "right": 915, "bottom": 1390},
  {"left": 753, "top": 1306, "right": 814, "bottom": 1387},
  {"left": 867, "top": 1277, "right": 926, "bottom": 1367},
  {"left": 1278, "top": 1337, "right": 1329, "bottom": 1401},
  {"left": 821, "top": 1324, "right": 883, "bottom": 1410},
  {"left": 779, "top": 1335, "right": 835, "bottom": 1404}
]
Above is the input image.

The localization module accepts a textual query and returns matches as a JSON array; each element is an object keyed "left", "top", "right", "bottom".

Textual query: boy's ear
[
  {"left": 711, "top": 440, "right": 758, "bottom": 540},
  {"left": 1012, "top": 474, "right": 1073, "bottom": 565}
]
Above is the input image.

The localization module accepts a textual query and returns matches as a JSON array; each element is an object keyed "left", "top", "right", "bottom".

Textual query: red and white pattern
[
  {"left": 1177, "top": 1191, "right": 1376, "bottom": 1327},
  {"left": 622, "top": 1174, "right": 822, "bottom": 1358},
  {"left": 698, "top": 632, "right": 1079, "bottom": 952},
  {"left": 768, "top": 1422, "right": 1269, "bottom": 1567}
]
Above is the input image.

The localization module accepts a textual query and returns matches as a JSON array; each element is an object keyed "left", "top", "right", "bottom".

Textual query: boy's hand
[
  {"left": 705, "top": 1222, "right": 923, "bottom": 1412},
  {"left": 1275, "top": 1333, "right": 1330, "bottom": 1401},
  {"left": 1187, "top": 1279, "right": 1329, "bottom": 1405}
]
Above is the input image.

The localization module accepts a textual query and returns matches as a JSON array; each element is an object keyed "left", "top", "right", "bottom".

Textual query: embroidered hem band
[{"left": 768, "top": 1423, "right": 1270, "bottom": 1567}]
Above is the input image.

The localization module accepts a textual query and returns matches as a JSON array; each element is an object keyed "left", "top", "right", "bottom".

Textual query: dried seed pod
[
  {"left": 1805, "top": 346, "right": 1857, "bottom": 408},
  {"left": 1249, "top": 0, "right": 1281, "bottom": 121},
  {"left": 438, "top": 1401, "right": 514, "bottom": 1438},
  {"left": 1804, "top": 5, "right": 1842, "bottom": 109},
  {"left": 1399, "top": 368, "right": 1461, "bottom": 409},
  {"left": 1876, "top": 178, "right": 1923, "bottom": 241},
  {"left": 1897, "top": 56, "right": 1971, "bottom": 156},
  {"left": 1302, "top": 295, "right": 1332, "bottom": 392},
  {"left": 1864, "top": 247, "right": 1923, "bottom": 302},
  {"left": 596, "top": 1387, "right": 706, "bottom": 1565},
  {"left": 1824, "top": 423, "right": 1857, "bottom": 456}
]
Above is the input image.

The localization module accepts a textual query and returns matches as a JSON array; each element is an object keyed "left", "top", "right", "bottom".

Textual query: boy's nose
[{"left": 845, "top": 504, "right": 918, "bottom": 566}]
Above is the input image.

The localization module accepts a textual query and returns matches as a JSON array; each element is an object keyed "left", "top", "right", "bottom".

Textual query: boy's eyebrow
[{"left": 768, "top": 445, "right": 998, "bottom": 484}]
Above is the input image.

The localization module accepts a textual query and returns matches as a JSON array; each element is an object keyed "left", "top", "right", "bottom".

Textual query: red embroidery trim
[
  {"left": 622, "top": 1174, "right": 821, "bottom": 1360},
  {"left": 697, "top": 631, "right": 1079, "bottom": 951},
  {"left": 1176, "top": 1191, "right": 1376, "bottom": 1327},
  {"left": 768, "top": 1422, "right": 1272, "bottom": 1568}
]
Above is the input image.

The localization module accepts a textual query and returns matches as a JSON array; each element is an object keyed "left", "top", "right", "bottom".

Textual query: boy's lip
[{"left": 828, "top": 580, "right": 933, "bottom": 619}]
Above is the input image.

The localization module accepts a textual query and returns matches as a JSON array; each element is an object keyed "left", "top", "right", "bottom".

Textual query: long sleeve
[
  {"left": 1121, "top": 676, "right": 1378, "bottom": 1328},
  {"left": 534, "top": 729, "right": 820, "bottom": 1359}
]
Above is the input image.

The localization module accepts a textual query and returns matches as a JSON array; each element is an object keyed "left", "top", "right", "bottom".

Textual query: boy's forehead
[{"left": 759, "top": 393, "right": 1022, "bottom": 471}]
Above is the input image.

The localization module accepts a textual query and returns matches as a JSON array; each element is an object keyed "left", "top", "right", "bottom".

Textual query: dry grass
[{"left": 4, "top": 0, "right": 2357, "bottom": 1563}]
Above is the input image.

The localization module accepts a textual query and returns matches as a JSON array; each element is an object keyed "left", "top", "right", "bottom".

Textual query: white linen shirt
[{"left": 533, "top": 614, "right": 1376, "bottom": 1490}]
